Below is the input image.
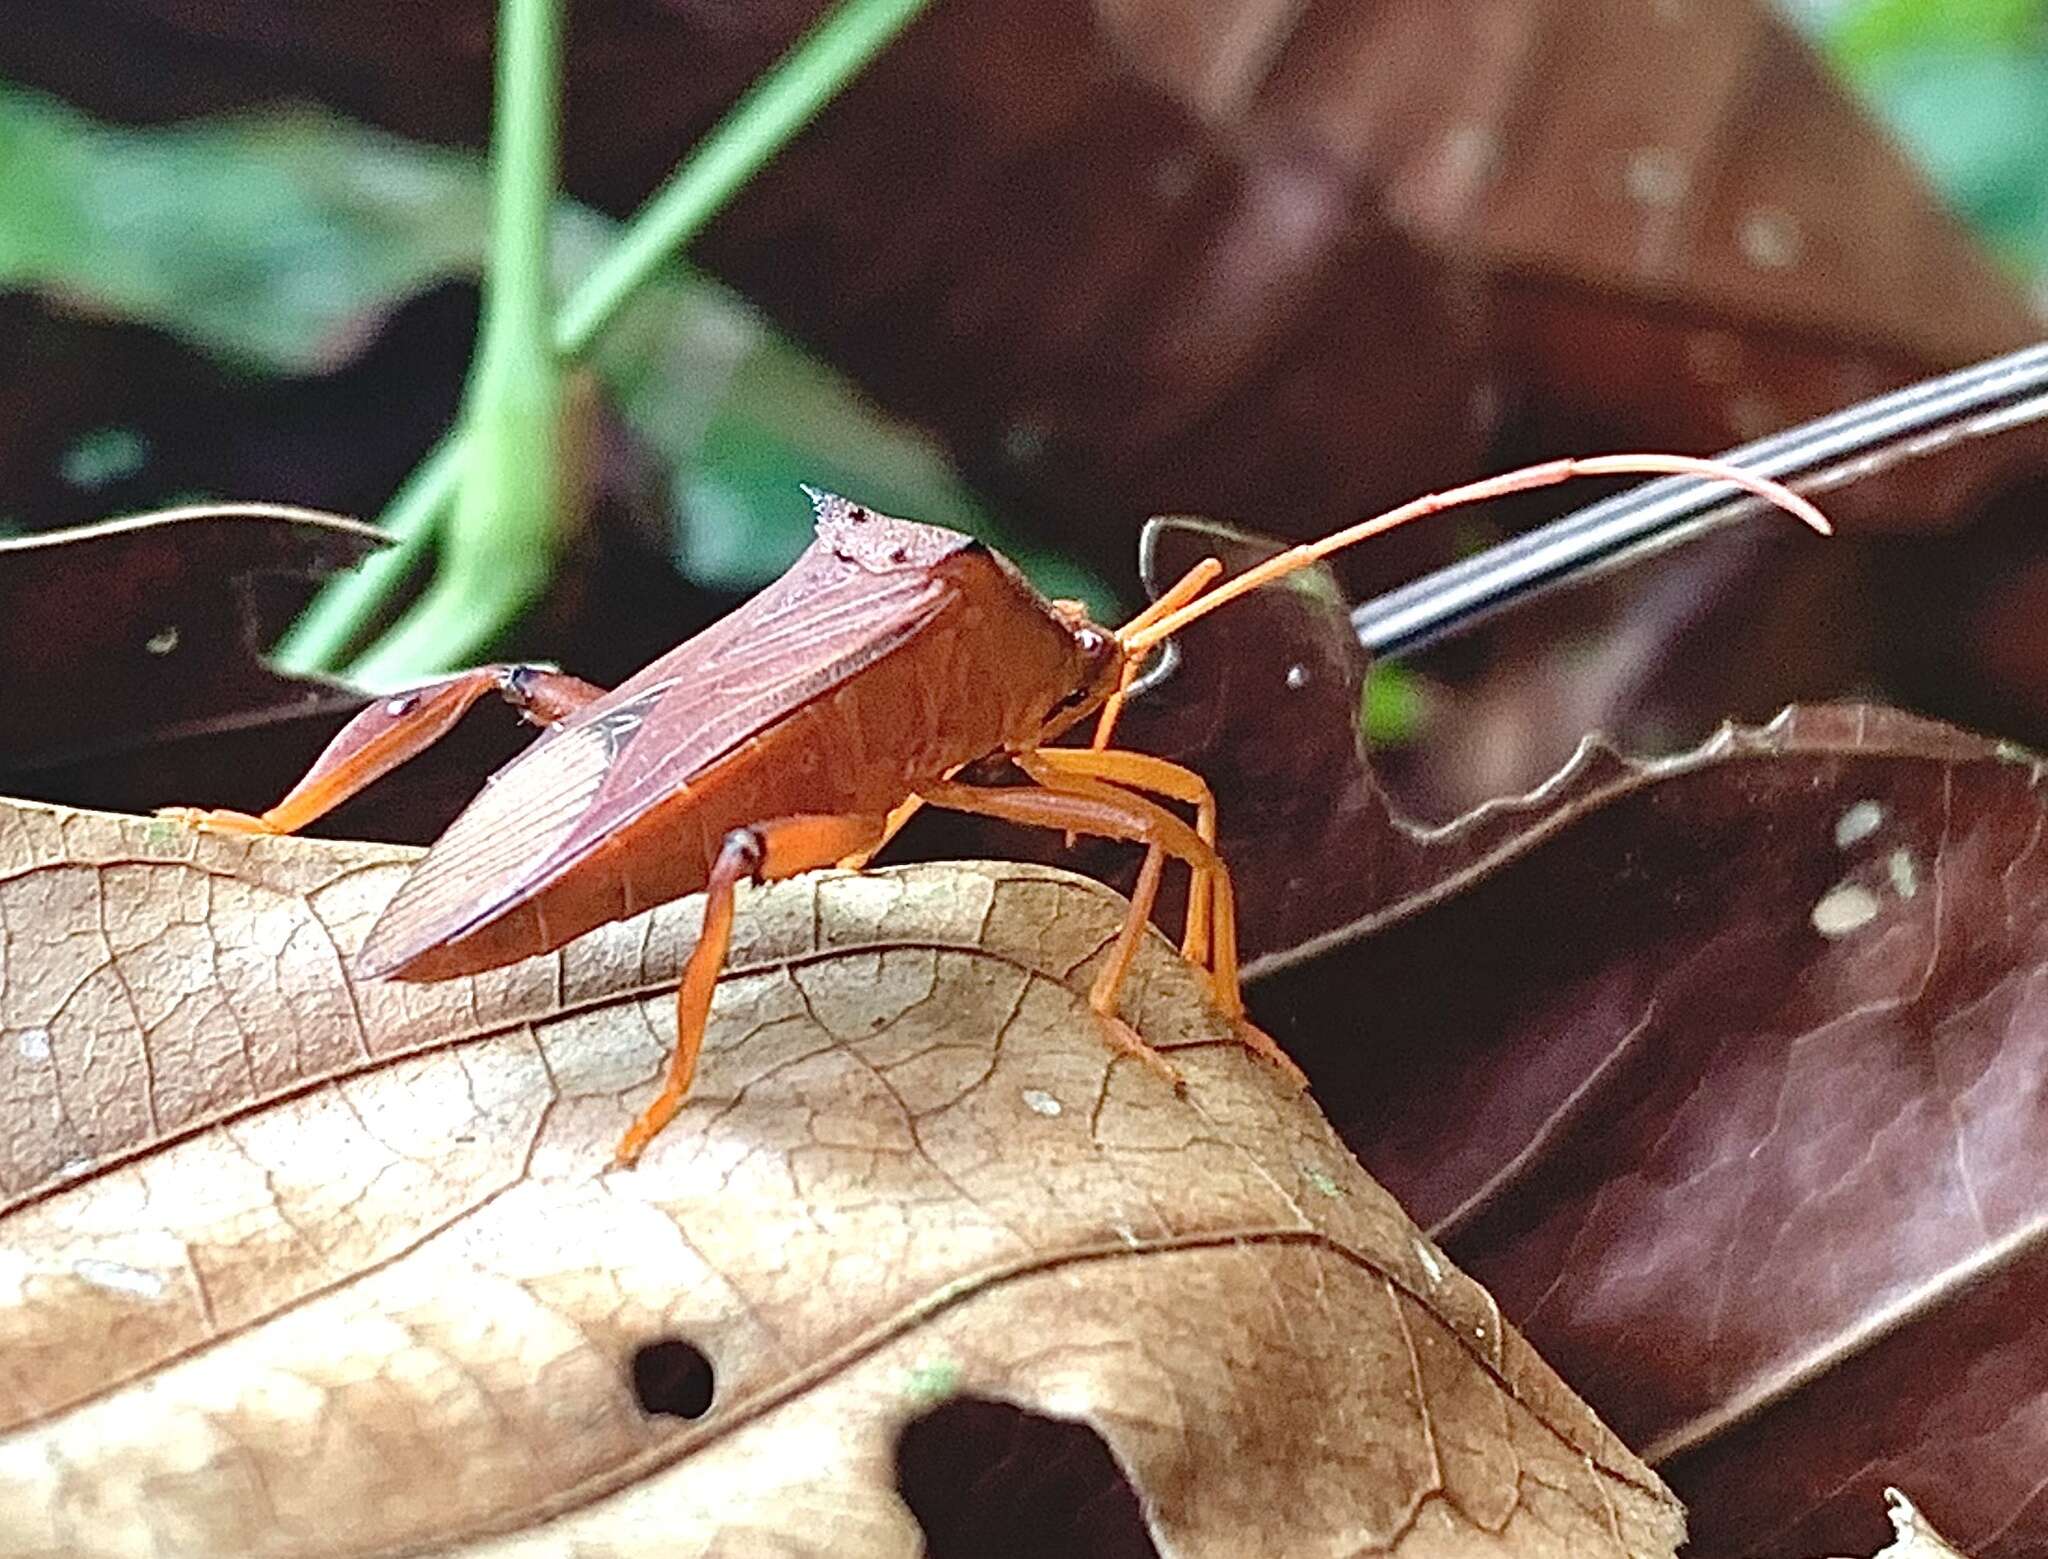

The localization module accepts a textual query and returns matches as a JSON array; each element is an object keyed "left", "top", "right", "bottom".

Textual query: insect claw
[
  {"left": 610, "top": 1100, "right": 675, "bottom": 1170},
  {"left": 1094, "top": 1012, "right": 1186, "bottom": 1092},
  {"left": 1233, "top": 1016, "right": 1308, "bottom": 1090}
]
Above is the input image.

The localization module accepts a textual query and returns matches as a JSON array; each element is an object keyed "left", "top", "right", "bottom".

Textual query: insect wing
[
  {"left": 356, "top": 543, "right": 960, "bottom": 972},
  {"left": 352, "top": 706, "right": 620, "bottom": 974},
  {"left": 575, "top": 580, "right": 963, "bottom": 849}
]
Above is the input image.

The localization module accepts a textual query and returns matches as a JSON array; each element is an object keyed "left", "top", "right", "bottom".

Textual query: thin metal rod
[{"left": 1353, "top": 341, "right": 2048, "bottom": 658}]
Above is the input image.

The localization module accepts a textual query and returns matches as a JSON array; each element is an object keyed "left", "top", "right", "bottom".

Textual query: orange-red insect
[{"left": 168, "top": 456, "right": 1830, "bottom": 1166}]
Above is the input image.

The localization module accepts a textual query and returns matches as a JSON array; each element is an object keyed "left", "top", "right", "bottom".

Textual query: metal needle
[{"left": 1353, "top": 341, "right": 2048, "bottom": 658}]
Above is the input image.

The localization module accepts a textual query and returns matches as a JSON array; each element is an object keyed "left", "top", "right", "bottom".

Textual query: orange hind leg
[{"left": 162, "top": 664, "right": 604, "bottom": 836}]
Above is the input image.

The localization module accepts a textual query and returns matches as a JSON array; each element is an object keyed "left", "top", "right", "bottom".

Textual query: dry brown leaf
[{"left": 0, "top": 800, "right": 1673, "bottom": 1557}]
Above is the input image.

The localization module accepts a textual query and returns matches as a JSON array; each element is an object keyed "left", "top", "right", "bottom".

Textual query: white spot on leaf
[
  {"left": 1889, "top": 849, "right": 1920, "bottom": 901},
  {"left": 1729, "top": 393, "right": 1781, "bottom": 440},
  {"left": 1685, "top": 330, "right": 1741, "bottom": 384},
  {"left": 1812, "top": 883, "right": 1882, "bottom": 937},
  {"left": 73, "top": 1259, "right": 166, "bottom": 1301},
  {"left": 1436, "top": 125, "right": 1501, "bottom": 193},
  {"left": 1623, "top": 146, "right": 1688, "bottom": 207},
  {"left": 1738, "top": 208, "right": 1804, "bottom": 269},
  {"left": 1835, "top": 800, "right": 1884, "bottom": 849},
  {"left": 1021, "top": 1088, "right": 1062, "bottom": 1118},
  {"left": 1414, "top": 1240, "right": 1444, "bottom": 1283},
  {"left": 16, "top": 1027, "right": 51, "bottom": 1063}
]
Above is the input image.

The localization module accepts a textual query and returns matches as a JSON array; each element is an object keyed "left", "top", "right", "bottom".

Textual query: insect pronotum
[{"left": 167, "top": 456, "right": 1830, "bottom": 1166}]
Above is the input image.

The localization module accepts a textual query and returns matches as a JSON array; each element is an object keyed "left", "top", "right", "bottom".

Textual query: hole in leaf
[
  {"left": 630, "top": 1338, "right": 715, "bottom": 1419},
  {"left": 896, "top": 1398, "right": 1159, "bottom": 1559}
]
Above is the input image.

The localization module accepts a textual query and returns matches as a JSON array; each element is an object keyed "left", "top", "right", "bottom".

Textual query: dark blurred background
[{"left": 2, "top": 0, "right": 2046, "bottom": 825}]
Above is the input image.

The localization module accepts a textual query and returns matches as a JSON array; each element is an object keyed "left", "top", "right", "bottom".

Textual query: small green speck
[
  {"left": 1303, "top": 1166, "right": 1341, "bottom": 1197},
  {"left": 1361, "top": 663, "right": 1428, "bottom": 747},
  {"left": 59, "top": 427, "right": 149, "bottom": 490},
  {"left": 903, "top": 1358, "right": 960, "bottom": 1404},
  {"left": 1451, "top": 517, "right": 1504, "bottom": 559},
  {"left": 143, "top": 817, "right": 184, "bottom": 850}
]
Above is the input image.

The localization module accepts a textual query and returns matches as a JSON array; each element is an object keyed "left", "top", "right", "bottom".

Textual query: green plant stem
[
  {"left": 268, "top": 432, "right": 461, "bottom": 670},
  {"left": 480, "top": 0, "right": 562, "bottom": 380},
  {"left": 552, "top": 0, "right": 935, "bottom": 356},
  {"left": 272, "top": 0, "right": 938, "bottom": 682},
  {"left": 341, "top": 0, "right": 564, "bottom": 686}
]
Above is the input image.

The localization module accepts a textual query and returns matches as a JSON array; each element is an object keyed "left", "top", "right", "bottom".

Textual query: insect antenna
[
  {"left": 1090, "top": 557, "right": 1221, "bottom": 749},
  {"left": 1093, "top": 452, "right": 1832, "bottom": 752}
]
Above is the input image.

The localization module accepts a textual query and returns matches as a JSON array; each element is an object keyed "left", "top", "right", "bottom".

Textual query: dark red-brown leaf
[
  {"left": 0, "top": 505, "right": 380, "bottom": 775},
  {"left": 1248, "top": 703, "right": 2048, "bottom": 1558},
  {"left": 0, "top": 502, "right": 529, "bottom": 842}
]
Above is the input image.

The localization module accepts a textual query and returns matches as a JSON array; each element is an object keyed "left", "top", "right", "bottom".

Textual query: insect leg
[
  {"left": 1018, "top": 748, "right": 1217, "bottom": 968},
  {"left": 916, "top": 778, "right": 1304, "bottom": 1089},
  {"left": 161, "top": 664, "right": 605, "bottom": 835},
  {"left": 613, "top": 811, "right": 890, "bottom": 1169},
  {"left": 1038, "top": 838, "right": 1183, "bottom": 1085}
]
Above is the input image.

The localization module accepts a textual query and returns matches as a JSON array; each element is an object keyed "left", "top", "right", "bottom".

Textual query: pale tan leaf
[{"left": 0, "top": 799, "right": 1676, "bottom": 1557}]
